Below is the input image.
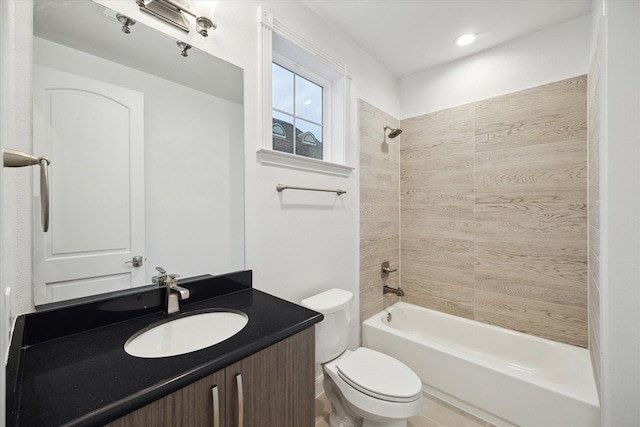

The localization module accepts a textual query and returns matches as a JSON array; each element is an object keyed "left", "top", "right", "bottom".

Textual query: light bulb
[
  {"left": 454, "top": 33, "right": 478, "bottom": 47},
  {"left": 195, "top": 1, "right": 219, "bottom": 36},
  {"left": 195, "top": 1, "right": 219, "bottom": 17}
]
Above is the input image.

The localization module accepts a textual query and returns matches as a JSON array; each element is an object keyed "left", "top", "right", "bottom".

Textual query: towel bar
[{"left": 276, "top": 184, "right": 346, "bottom": 196}]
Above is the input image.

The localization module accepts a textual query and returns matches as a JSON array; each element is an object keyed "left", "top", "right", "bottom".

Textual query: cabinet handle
[
  {"left": 211, "top": 386, "right": 220, "bottom": 427},
  {"left": 235, "top": 374, "right": 244, "bottom": 427}
]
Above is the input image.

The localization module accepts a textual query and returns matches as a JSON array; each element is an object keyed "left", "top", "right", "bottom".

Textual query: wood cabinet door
[
  {"left": 106, "top": 327, "right": 314, "bottom": 427},
  {"left": 225, "top": 328, "right": 315, "bottom": 427},
  {"left": 107, "top": 368, "right": 226, "bottom": 427}
]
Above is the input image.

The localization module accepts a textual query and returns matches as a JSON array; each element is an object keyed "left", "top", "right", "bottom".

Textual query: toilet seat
[{"left": 336, "top": 348, "right": 422, "bottom": 403}]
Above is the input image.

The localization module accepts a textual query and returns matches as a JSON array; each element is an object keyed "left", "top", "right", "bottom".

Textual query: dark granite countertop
[{"left": 6, "top": 270, "right": 322, "bottom": 427}]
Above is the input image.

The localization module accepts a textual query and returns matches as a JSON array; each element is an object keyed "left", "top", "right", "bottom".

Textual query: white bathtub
[{"left": 362, "top": 302, "right": 600, "bottom": 427}]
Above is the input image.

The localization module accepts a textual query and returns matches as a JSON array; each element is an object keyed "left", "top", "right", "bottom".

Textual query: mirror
[{"left": 32, "top": 1, "right": 244, "bottom": 305}]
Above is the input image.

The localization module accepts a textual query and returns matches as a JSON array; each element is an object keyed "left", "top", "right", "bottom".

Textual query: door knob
[{"left": 125, "top": 255, "right": 144, "bottom": 267}]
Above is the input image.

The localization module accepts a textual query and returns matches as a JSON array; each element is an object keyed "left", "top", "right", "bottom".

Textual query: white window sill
[{"left": 257, "top": 148, "right": 354, "bottom": 177}]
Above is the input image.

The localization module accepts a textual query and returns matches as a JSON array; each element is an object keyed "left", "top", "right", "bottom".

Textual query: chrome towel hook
[{"left": 4, "top": 148, "right": 51, "bottom": 232}]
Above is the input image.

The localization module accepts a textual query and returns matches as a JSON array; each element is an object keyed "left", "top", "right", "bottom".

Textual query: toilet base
[
  {"left": 326, "top": 378, "right": 360, "bottom": 427},
  {"left": 324, "top": 376, "right": 411, "bottom": 427},
  {"left": 328, "top": 412, "right": 408, "bottom": 427},
  {"left": 328, "top": 410, "right": 407, "bottom": 427},
  {"left": 362, "top": 421, "right": 406, "bottom": 427}
]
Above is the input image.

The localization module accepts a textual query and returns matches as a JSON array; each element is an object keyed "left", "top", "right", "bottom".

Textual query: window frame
[{"left": 257, "top": 6, "right": 354, "bottom": 177}]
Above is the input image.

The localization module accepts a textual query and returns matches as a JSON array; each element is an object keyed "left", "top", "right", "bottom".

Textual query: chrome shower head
[{"left": 384, "top": 125, "right": 403, "bottom": 139}]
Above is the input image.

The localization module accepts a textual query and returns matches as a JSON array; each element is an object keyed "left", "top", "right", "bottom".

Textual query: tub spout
[{"left": 383, "top": 285, "right": 405, "bottom": 297}]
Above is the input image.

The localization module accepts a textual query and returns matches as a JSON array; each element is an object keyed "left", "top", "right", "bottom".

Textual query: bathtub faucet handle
[{"left": 381, "top": 261, "right": 398, "bottom": 277}]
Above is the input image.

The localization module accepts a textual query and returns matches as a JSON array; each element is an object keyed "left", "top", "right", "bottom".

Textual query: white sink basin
[{"left": 124, "top": 310, "right": 248, "bottom": 358}]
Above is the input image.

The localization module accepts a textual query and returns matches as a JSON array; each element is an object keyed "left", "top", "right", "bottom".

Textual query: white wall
[
  {"left": 0, "top": 3, "right": 9, "bottom": 423},
  {"left": 598, "top": 0, "right": 640, "bottom": 424},
  {"left": 238, "top": 1, "right": 397, "bottom": 350},
  {"left": 1, "top": 1, "right": 33, "bottom": 333},
  {"left": 1, "top": 2, "right": 33, "bottom": 425},
  {"left": 399, "top": 15, "right": 590, "bottom": 119}
]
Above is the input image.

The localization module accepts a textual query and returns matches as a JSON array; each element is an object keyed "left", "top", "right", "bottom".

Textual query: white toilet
[{"left": 302, "top": 288, "right": 423, "bottom": 427}]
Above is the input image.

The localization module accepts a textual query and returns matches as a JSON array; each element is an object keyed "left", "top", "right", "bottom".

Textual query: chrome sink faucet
[{"left": 153, "top": 266, "right": 190, "bottom": 314}]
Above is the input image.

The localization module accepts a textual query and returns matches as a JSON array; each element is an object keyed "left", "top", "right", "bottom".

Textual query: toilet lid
[{"left": 336, "top": 348, "right": 422, "bottom": 403}]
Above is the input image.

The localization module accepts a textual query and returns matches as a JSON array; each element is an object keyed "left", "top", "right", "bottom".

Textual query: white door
[{"left": 33, "top": 65, "right": 145, "bottom": 305}]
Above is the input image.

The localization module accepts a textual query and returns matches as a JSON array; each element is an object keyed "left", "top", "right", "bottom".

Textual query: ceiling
[{"left": 301, "top": 0, "right": 592, "bottom": 79}]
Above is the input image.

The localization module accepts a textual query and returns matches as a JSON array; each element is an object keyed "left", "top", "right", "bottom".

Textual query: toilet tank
[{"left": 301, "top": 288, "right": 353, "bottom": 364}]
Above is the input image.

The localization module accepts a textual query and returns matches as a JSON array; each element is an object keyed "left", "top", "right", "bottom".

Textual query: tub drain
[{"left": 386, "top": 312, "right": 392, "bottom": 322}]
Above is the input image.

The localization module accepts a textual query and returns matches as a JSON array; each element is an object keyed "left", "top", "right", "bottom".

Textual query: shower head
[{"left": 384, "top": 125, "right": 403, "bottom": 139}]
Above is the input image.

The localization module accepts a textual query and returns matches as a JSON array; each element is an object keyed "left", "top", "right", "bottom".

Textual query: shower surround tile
[
  {"left": 399, "top": 75, "right": 588, "bottom": 347},
  {"left": 358, "top": 100, "right": 401, "bottom": 324},
  {"left": 357, "top": 77, "right": 589, "bottom": 427}
]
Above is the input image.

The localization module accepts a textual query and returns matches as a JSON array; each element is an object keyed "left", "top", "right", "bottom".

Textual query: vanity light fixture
[
  {"left": 136, "top": 0, "right": 219, "bottom": 37},
  {"left": 116, "top": 14, "right": 136, "bottom": 34},
  {"left": 177, "top": 40, "right": 192, "bottom": 57},
  {"left": 194, "top": 1, "right": 218, "bottom": 37},
  {"left": 454, "top": 33, "right": 478, "bottom": 47}
]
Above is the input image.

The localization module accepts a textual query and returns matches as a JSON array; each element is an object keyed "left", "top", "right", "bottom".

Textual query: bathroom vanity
[
  {"left": 107, "top": 330, "right": 313, "bottom": 427},
  {"left": 6, "top": 271, "right": 322, "bottom": 426}
]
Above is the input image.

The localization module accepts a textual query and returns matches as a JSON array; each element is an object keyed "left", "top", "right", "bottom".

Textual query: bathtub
[{"left": 362, "top": 302, "right": 600, "bottom": 427}]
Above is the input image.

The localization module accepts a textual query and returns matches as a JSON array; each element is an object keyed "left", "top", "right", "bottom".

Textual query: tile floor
[
  {"left": 315, "top": 393, "right": 331, "bottom": 426},
  {"left": 314, "top": 392, "right": 498, "bottom": 427}
]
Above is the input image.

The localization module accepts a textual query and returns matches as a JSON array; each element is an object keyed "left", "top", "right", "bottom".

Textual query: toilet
[{"left": 302, "top": 288, "right": 423, "bottom": 427}]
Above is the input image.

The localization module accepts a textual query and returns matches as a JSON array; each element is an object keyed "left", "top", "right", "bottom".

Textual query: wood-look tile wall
[
  {"left": 400, "top": 76, "right": 589, "bottom": 347},
  {"left": 588, "top": 30, "right": 602, "bottom": 393},
  {"left": 359, "top": 100, "right": 401, "bottom": 325}
]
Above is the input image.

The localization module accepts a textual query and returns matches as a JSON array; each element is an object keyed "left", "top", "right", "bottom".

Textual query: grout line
[
  {"left": 398, "top": 119, "right": 402, "bottom": 292},
  {"left": 473, "top": 101, "right": 477, "bottom": 321}
]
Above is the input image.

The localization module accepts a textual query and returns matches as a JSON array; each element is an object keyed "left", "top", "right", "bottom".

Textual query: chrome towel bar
[{"left": 276, "top": 183, "right": 346, "bottom": 196}]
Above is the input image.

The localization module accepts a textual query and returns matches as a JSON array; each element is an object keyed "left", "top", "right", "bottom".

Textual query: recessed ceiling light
[{"left": 454, "top": 33, "right": 478, "bottom": 47}]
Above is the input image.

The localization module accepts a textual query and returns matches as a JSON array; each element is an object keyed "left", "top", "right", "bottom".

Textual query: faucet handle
[
  {"left": 381, "top": 261, "right": 398, "bottom": 277},
  {"left": 152, "top": 266, "right": 168, "bottom": 286},
  {"left": 167, "top": 274, "right": 180, "bottom": 287}
]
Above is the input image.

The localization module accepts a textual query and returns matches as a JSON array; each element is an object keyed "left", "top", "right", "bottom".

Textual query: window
[
  {"left": 258, "top": 7, "right": 354, "bottom": 176},
  {"left": 272, "top": 61, "right": 326, "bottom": 160}
]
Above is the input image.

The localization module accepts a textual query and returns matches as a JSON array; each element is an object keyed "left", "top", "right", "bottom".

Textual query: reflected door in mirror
[{"left": 33, "top": 65, "right": 145, "bottom": 305}]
